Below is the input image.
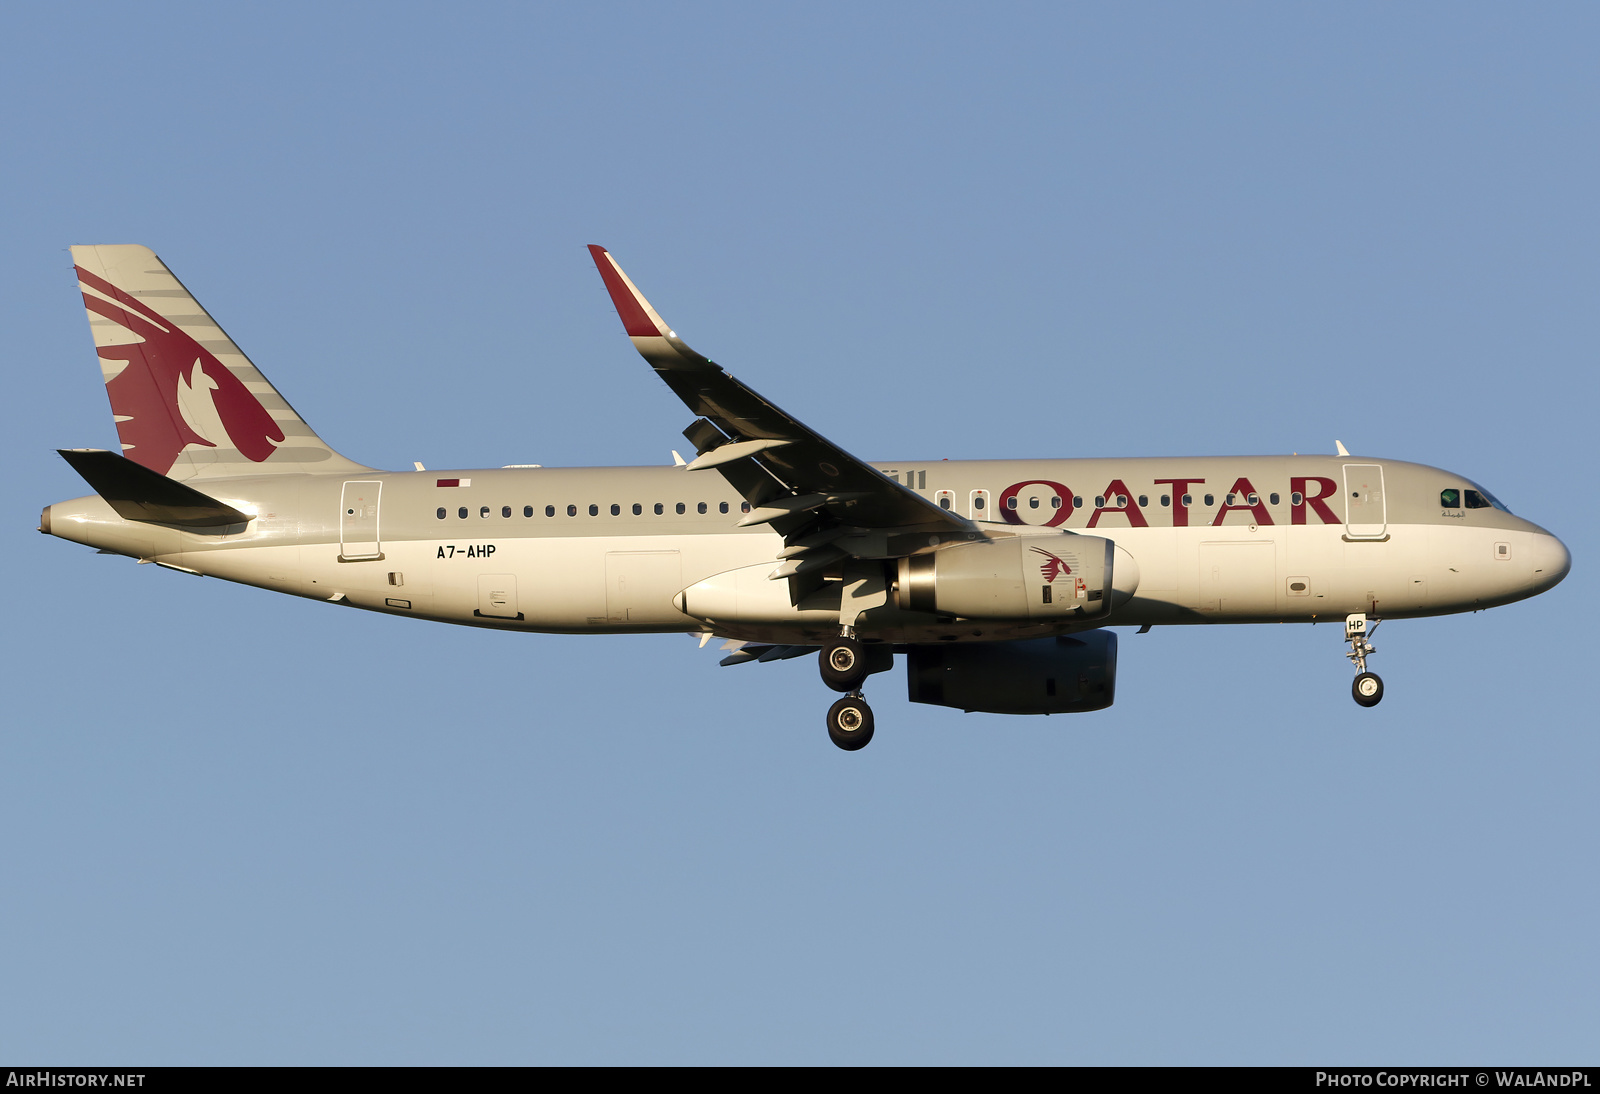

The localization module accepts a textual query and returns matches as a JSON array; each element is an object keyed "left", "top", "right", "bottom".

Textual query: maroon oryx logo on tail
[
  {"left": 76, "top": 266, "right": 284, "bottom": 476},
  {"left": 1029, "top": 545, "right": 1072, "bottom": 583}
]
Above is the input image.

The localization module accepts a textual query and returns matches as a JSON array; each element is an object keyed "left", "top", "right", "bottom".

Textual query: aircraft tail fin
[{"left": 69, "top": 245, "right": 368, "bottom": 482}]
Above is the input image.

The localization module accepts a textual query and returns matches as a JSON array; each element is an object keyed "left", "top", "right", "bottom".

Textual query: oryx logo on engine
[{"left": 1029, "top": 546, "right": 1072, "bottom": 583}]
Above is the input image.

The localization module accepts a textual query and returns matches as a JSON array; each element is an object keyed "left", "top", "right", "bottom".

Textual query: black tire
[
  {"left": 820, "top": 636, "right": 868, "bottom": 693},
  {"left": 1352, "top": 671, "right": 1384, "bottom": 707},
  {"left": 827, "top": 695, "right": 875, "bottom": 751}
]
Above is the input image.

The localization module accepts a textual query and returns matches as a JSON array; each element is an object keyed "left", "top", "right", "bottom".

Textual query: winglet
[
  {"left": 588, "top": 245, "right": 669, "bottom": 337},
  {"left": 587, "top": 245, "right": 713, "bottom": 371}
]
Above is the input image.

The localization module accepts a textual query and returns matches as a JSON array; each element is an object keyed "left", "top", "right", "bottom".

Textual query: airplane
[{"left": 40, "top": 244, "right": 1571, "bottom": 750}]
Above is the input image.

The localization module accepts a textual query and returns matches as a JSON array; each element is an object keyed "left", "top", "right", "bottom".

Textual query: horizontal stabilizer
[{"left": 57, "top": 449, "right": 251, "bottom": 529}]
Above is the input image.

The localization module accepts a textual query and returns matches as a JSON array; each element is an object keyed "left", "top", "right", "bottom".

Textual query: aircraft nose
[{"left": 1528, "top": 532, "right": 1571, "bottom": 595}]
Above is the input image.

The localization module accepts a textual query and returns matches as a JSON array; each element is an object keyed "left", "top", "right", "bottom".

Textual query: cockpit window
[
  {"left": 1455, "top": 481, "right": 1513, "bottom": 514},
  {"left": 1440, "top": 488, "right": 1461, "bottom": 508},
  {"left": 1475, "top": 485, "right": 1512, "bottom": 513}
]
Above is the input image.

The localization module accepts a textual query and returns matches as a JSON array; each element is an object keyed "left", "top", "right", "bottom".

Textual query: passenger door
[
  {"left": 339, "top": 481, "right": 382, "bottom": 561},
  {"left": 1343, "top": 464, "right": 1387, "bottom": 540}
]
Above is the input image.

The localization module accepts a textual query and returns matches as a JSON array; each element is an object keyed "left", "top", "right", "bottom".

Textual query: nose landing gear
[{"left": 1345, "top": 613, "right": 1383, "bottom": 707}]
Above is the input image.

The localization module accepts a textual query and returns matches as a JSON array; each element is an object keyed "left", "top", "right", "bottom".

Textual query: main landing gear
[
  {"left": 827, "top": 693, "right": 875, "bottom": 750},
  {"left": 821, "top": 633, "right": 875, "bottom": 750},
  {"left": 821, "top": 634, "right": 869, "bottom": 692},
  {"left": 1345, "top": 613, "right": 1383, "bottom": 708}
]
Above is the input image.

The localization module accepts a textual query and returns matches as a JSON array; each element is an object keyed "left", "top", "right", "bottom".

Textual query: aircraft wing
[{"left": 588, "top": 246, "right": 971, "bottom": 556}]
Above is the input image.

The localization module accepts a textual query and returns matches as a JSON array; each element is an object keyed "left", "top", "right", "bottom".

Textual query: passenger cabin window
[
  {"left": 610, "top": 504, "right": 621, "bottom": 516},
  {"left": 677, "top": 503, "right": 686, "bottom": 515},
  {"left": 1051, "top": 496, "right": 1062, "bottom": 509},
  {"left": 697, "top": 502, "right": 707, "bottom": 514},
  {"left": 1441, "top": 488, "right": 1461, "bottom": 508},
  {"left": 719, "top": 502, "right": 729, "bottom": 514},
  {"left": 567, "top": 504, "right": 577, "bottom": 517},
  {"left": 1291, "top": 491, "right": 1303, "bottom": 506},
  {"left": 1073, "top": 496, "right": 1083, "bottom": 508},
  {"left": 589, "top": 504, "right": 599, "bottom": 516},
  {"left": 458, "top": 507, "right": 468, "bottom": 519},
  {"left": 502, "top": 506, "right": 512, "bottom": 518},
  {"left": 1204, "top": 494, "right": 1215, "bottom": 507},
  {"left": 1160, "top": 495, "right": 1170, "bottom": 507},
  {"left": 1006, "top": 497, "right": 1018, "bottom": 510},
  {"left": 973, "top": 496, "right": 985, "bottom": 510},
  {"left": 939, "top": 496, "right": 951, "bottom": 509},
  {"left": 1094, "top": 496, "right": 1105, "bottom": 508},
  {"left": 1269, "top": 493, "right": 1279, "bottom": 505},
  {"left": 523, "top": 505, "right": 533, "bottom": 517},
  {"left": 1138, "top": 495, "right": 1148, "bottom": 507},
  {"left": 480, "top": 506, "right": 490, "bottom": 518},
  {"left": 546, "top": 505, "right": 556, "bottom": 517},
  {"left": 741, "top": 501, "right": 751, "bottom": 513},
  {"left": 654, "top": 503, "right": 664, "bottom": 515},
  {"left": 436, "top": 508, "right": 446, "bottom": 519}
]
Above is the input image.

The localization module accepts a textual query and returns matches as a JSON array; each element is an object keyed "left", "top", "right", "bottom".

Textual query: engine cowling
[
  {"left": 898, "top": 534, "right": 1137, "bottom": 620},
  {"left": 905, "top": 632, "right": 1118, "bottom": 714}
]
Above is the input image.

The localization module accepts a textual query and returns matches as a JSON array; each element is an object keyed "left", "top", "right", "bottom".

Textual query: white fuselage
[{"left": 43, "top": 455, "right": 1571, "bottom": 646}]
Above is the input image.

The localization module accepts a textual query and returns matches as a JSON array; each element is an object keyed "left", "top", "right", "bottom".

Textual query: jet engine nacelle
[
  {"left": 897, "top": 534, "right": 1138, "bottom": 621},
  {"left": 905, "top": 631, "right": 1118, "bottom": 715}
]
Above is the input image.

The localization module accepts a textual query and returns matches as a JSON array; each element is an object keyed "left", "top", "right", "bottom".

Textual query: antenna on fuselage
[{"left": 1335, "top": 440, "right": 1351, "bottom": 457}]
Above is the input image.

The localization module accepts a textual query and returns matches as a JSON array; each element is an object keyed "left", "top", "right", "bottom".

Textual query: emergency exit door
[{"left": 339, "top": 481, "right": 383, "bottom": 560}]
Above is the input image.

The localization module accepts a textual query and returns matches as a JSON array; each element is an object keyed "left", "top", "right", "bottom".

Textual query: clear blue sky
[{"left": 2, "top": 2, "right": 1594, "bottom": 1064}]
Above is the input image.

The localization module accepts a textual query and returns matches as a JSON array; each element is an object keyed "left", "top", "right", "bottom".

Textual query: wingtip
[{"left": 588, "top": 244, "right": 663, "bottom": 338}]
